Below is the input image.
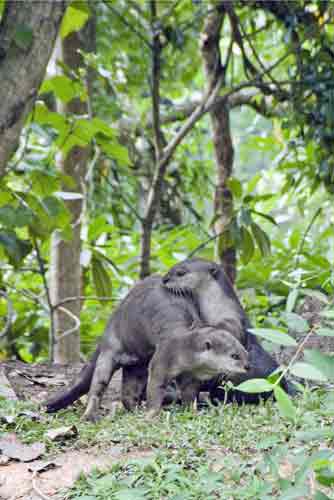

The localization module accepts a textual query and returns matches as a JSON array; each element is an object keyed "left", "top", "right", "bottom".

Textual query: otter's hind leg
[
  {"left": 122, "top": 365, "right": 148, "bottom": 411},
  {"left": 83, "top": 348, "right": 120, "bottom": 421}
]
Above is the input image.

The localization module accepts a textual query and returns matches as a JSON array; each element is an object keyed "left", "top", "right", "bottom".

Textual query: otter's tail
[{"left": 45, "top": 346, "right": 101, "bottom": 413}]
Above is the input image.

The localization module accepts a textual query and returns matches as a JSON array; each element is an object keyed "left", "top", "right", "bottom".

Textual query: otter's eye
[
  {"left": 231, "top": 353, "right": 240, "bottom": 360},
  {"left": 175, "top": 268, "right": 187, "bottom": 277}
]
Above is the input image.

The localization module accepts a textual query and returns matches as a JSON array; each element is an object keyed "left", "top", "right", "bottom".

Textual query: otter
[
  {"left": 46, "top": 259, "right": 290, "bottom": 415},
  {"left": 46, "top": 275, "right": 201, "bottom": 414},
  {"left": 162, "top": 258, "right": 292, "bottom": 403},
  {"left": 84, "top": 323, "right": 248, "bottom": 420}
]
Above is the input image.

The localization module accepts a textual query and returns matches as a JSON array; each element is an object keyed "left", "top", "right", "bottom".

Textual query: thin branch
[
  {"left": 103, "top": 1, "right": 152, "bottom": 49},
  {"left": 0, "top": 291, "right": 13, "bottom": 340},
  {"left": 32, "top": 236, "right": 55, "bottom": 360},
  {"left": 55, "top": 306, "right": 80, "bottom": 343},
  {"left": 31, "top": 470, "right": 51, "bottom": 500},
  {"left": 105, "top": 175, "right": 143, "bottom": 222},
  {"left": 54, "top": 295, "right": 114, "bottom": 309},
  {"left": 187, "top": 230, "right": 224, "bottom": 259},
  {"left": 295, "top": 207, "right": 322, "bottom": 270}
]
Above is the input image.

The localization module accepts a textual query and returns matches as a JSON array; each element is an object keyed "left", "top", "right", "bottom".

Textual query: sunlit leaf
[
  {"left": 273, "top": 386, "right": 296, "bottom": 421},
  {"left": 249, "top": 328, "right": 297, "bottom": 346},
  {"left": 290, "top": 362, "right": 328, "bottom": 382},
  {"left": 236, "top": 378, "right": 274, "bottom": 393},
  {"left": 60, "top": 0, "right": 90, "bottom": 39}
]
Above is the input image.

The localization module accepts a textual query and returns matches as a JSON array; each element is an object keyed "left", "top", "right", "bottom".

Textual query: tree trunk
[
  {"left": 201, "top": 5, "right": 236, "bottom": 283},
  {"left": 0, "top": 1, "right": 67, "bottom": 178},
  {"left": 50, "top": 19, "right": 95, "bottom": 364}
]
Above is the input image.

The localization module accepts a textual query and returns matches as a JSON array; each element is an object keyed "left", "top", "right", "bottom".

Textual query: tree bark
[
  {"left": 0, "top": 1, "right": 67, "bottom": 178},
  {"left": 50, "top": 19, "right": 95, "bottom": 364},
  {"left": 201, "top": 5, "right": 236, "bottom": 283}
]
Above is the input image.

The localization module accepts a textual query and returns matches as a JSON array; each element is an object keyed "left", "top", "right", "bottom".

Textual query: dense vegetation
[{"left": 0, "top": 0, "right": 334, "bottom": 497}]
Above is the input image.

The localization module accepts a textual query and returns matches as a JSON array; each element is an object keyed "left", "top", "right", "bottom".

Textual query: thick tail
[{"left": 45, "top": 346, "right": 101, "bottom": 413}]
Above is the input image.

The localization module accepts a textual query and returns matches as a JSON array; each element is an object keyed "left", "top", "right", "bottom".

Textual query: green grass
[{"left": 1, "top": 389, "right": 334, "bottom": 499}]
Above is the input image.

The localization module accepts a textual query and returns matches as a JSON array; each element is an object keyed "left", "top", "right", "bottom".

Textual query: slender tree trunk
[
  {"left": 201, "top": 5, "right": 236, "bottom": 283},
  {"left": 0, "top": 1, "right": 67, "bottom": 178},
  {"left": 50, "top": 19, "right": 95, "bottom": 364}
]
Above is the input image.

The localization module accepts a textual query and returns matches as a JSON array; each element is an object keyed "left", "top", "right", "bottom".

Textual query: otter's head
[
  {"left": 162, "top": 259, "right": 220, "bottom": 297},
  {"left": 191, "top": 326, "right": 249, "bottom": 381}
]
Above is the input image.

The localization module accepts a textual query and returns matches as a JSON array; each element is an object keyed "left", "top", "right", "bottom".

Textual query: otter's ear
[{"left": 209, "top": 265, "right": 220, "bottom": 279}]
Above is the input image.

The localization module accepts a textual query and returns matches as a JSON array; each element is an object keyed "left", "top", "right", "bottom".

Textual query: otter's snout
[{"left": 244, "top": 363, "right": 250, "bottom": 371}]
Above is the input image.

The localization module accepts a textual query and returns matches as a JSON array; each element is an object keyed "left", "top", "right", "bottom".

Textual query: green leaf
[
  {"left": 304, "top": 349, "right": 334, "bottom": 381},
  {"left": 295, "top": 429, "right": 334, "bottom": 442},
  {"left": 240, "top": 226, "right": 255, "bottom": 264},
  {"left": 250, "top": 209, "right": 278, "bottom": 226},
  {"left": 286, "top": 288, "right": 299, "bottom": 313},
  {"left": 98, "top": 139, "right": 130, "bottom": 166},
  {"left": 320, "top": 309, "right": 334, "bottom": 319},
  {"left": 227, "top": 178, "right": 243, "bottom": 198},
  {"left": 0, "top": 1, "right": 5, "bottom": 20},
  {"left": 0, "top": 231, "right": 32, "bottom": 267},
  {"left": 14, "top": 24, "right": 33, "bottom": 50},
  {"left": 313, "top": 491, "right": 332, "bottom": 500},
  {"left": 92, "top": 256, "right": 112, "bottom": 298},
  {"left": 251, "top": 222, "right": 271, "bottom": 256},
  {"left": 289, "top": 362, "right": 328, "bottom": 382},
  {"left": 283, "top": 312, "right": 309, "bottom": 334},
  {"left": 273, "top": 386, "right": 296, "bottom": 421},
  {"left": 60, "top": 0, "right": 90, "bottom": 39},
  {"left": 249, "top": 328, "right": 297, "bottom": 346},
  {"left": 30, "top": 171, "right": 59, "bottom": 197},
  {"left": 236, "top": 378, "right": 274, "bottom": 393},
  {"left": 40, "top": 76, "right": 79, "bottom": 104},
  {"left": 316, "top": 328, "right": 334, "bottom": 337}
]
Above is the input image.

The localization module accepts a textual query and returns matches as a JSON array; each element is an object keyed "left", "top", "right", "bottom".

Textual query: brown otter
[
  {"left": 84, "top": 323, "right": 248, "bottom": 420},
  {"left": 162, "top": 258, "right": 292, "bottom": 403}
]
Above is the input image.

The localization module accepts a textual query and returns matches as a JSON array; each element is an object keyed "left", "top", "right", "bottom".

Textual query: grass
[{"left": 1, "top": 388, "right": 334, "bottom": 499}]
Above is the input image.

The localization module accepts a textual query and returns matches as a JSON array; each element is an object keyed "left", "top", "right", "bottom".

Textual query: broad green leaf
[
  {"left": 227, "top": 178, "right": 243, "bottom": 198},
  {"left": 273, "top": 386, "right": 296, "bottom": 421},
  {"left": 295, "top": 429, "right": 334, "bottom": 442},
  {"left": 286, "top": 288, "right": 299, "bottom": 313},
  {"left": 304, "top": 349, "right": 334, "bottom": 381},
  {"left": 240, "top": 226, "right": 255, "bottom": 264},
  {"left": 98, "top": 139, "right": 130, "bottom": 166},
  {"left": 0, "top": 231, "right": 32, "bottom": 267},
  {"left": 283, "top": 312, "right": 309, "bottom": 334},
  {"left": 251, "top": 222, "right": 271, "bottom": 256},
  {"left": 30, "top": 170, "right": 59, "bottom": 197},
  {"left": 0, "top": 189, "right": 12, "bottom": 207},
  {"left": 290, "top": 362, "right": 328, "bottom": 382},
  {"left": 316, "top": 328, "right": 334, "bottom": 337},
  {"left": 41, "top": 76, "right": 79, "bottom": 104},
  {"left": 34, "top": 102, "right": 69, "bottom": 134},
  {"left": 236, "top": 378, "right": 274, "bottom": 393},
  {"left": 91, "top": 118, "right": 116, "bottom": 138},
  {"left": 313, "top": 459, "right": 334, "bottom": 487},
  {"left": 60, "top": 1, "right": 90, "bottom": 39},
  {"left": 249, "top": 328, "right": 297, "bottom": 346}
]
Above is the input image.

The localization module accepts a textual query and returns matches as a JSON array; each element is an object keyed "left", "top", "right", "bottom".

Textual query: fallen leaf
[{"left": 0, "top": 434, "right": 45, "bottom": 462}]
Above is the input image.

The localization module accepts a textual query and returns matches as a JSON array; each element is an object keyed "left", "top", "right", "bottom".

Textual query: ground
[{"left": 0, "top": 361, "right": 333, "bottom": 500}]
